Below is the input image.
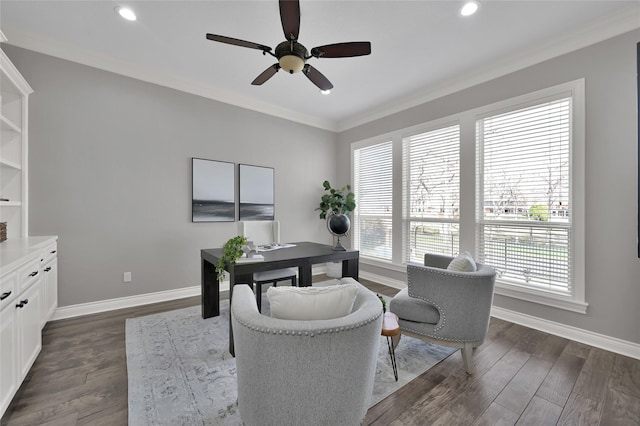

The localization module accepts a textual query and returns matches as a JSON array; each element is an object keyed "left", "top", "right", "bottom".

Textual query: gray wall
[
  {"left": 5, "top": 45, "right": 337, "bottom": 307},
  {"left": 337, "top": 29, "right": 640, "bottom": 344}
]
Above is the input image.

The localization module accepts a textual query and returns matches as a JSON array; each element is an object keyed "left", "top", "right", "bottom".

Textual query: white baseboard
[
  {"left": 51, "top": 285, "right": 203, "bottom": 320},
  {"left": 491, "top": 306, "right": 640, "bottom": 360},
  {"left": 51, "top": 267, "right": 332, "bottom": 321},
  {"left": 359, "top": 270, "right": 406, "bottom": 290}
]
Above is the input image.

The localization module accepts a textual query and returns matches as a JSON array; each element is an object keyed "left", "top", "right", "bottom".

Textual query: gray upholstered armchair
[
  {"left": 389, "top": 253, "right": 496, "bottom": 374},
  {"left": 231, "top": 282, "right": 383, "bottom": 426}
]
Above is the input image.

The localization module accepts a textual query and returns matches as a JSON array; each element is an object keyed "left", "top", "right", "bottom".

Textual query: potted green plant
[
  {"left": 317, "top": 180, "right": 356, "bottom": 219},
  {"left": 317, "top": 180, "right": 356, "bottom": 251},
  {"left": 215, "top": 235, "right": 248, "bottom": 281}
]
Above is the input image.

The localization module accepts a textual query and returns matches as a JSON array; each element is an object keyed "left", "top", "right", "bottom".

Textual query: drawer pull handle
[
  {"left": 0, "top": 291, "right": 11, "bottom": 301},
  {"left": 21, "top": 299, "right": 28, "bottom": 305},
  {"left": 50, "top": 250, "right": 57, "bottom": 254},
  {"left": 16, "top": 299, "right": 27, "bottom": 308},
  {"left": 44, "top": 267, "right": 52, "bottom": 272},
  {"left": 29, "top": 271, "right": 38, "bottom": 277}
]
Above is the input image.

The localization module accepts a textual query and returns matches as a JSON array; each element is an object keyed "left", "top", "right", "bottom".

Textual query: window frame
[
  {"left": 402, "top": 122, "right": 462, "bottom": 263},
  {"left": 352, "top": 138, "right": 395, "bottom": 263},
  {"left": 474, "top": 79, "right": 586, "bottom": 313},
  {"left": 349, "top": 79, "right": 586, "bottom": 313}
]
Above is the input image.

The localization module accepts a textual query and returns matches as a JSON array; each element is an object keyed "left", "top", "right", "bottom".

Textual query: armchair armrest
[{"left": 406, "top": 263, "right": 496, "bottom": 342}]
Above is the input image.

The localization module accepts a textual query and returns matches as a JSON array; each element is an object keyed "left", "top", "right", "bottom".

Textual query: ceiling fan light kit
[
  {"left": 460, "top": 1, "right": 480, "bottom": 17},
  {"left": 205, "top": 0, "right": 371, "bottom": 91}
]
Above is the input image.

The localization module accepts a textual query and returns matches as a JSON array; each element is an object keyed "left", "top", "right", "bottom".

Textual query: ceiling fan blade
[
  {"left": 251, "top": 64, "right": 280, "bottom": 85},
  {"left": 311, "top": 42, "right": 371, "bottom": 58},
  {"left": 279, "top": 0, "right": 300, "bottom": 41},
  {"left": 303, "top": 65, "right": 333, "bottom": 91},
  {"left": 206, "top": 34, "right": 272, "bottom": 52}
]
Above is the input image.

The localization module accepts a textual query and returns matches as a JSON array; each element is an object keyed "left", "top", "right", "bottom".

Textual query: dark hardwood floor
[{"left": 2, "top": 278, "right": 639, "bottom": 425}]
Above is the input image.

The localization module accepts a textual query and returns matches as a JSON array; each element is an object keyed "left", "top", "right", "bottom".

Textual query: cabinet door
[
  {"left": 16, "top": 281, "right": 41, "bottom": 379},
  {"left": 0, "top": 306, "right": 17, "bottom": 416},
  {"left": 42, "top": 257, "right": 57, "bottom": 326}
]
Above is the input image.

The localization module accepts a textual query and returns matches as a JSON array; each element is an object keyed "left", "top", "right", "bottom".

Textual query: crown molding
[
  {"left": 3, "top": 3, "right": 639, "bottom": 135},
  {"left": 2, "top": 27, "right": 337, "bottom": 132},
  {"left": 336, "top": 4, "right": 640, "bottom": 132}
]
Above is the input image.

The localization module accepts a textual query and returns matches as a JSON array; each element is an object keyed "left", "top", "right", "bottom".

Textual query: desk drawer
[
  {"left": 0, "top": 271, "right": 17, "bottom": 309},
  {"left": 17, "top": 256, "right": 42, "bottom": 293},
  {"left": 42, "top": 242, "right": 58, "bottom": 265}
]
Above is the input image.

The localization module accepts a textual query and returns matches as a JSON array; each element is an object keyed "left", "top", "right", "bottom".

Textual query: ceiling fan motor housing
[{"left": 275, "top": 41, "right": 308, "bottom": 73}]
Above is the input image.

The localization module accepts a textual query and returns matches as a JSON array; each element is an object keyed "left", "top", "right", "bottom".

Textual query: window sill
[
  {"left": 360, "top": 257, "right": 406, "bottom": 273},
  {"left": 494, "top": 281, "right": 588, "bottom": 314}
]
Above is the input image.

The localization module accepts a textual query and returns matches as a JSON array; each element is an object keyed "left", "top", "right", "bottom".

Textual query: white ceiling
[{"left": 1, "top": 1, "right": 639, "bottom": 131}]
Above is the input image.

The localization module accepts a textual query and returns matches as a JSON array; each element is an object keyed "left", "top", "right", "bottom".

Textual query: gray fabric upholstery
[
  {"left": 231, "top": 282, "right": 383, "bottom": 426},
  {"left": 389, "top": 253, "right": 496, "bottom": 374},
  {"left": 389, "top": 288, "right": 440, "bottom": 324}
]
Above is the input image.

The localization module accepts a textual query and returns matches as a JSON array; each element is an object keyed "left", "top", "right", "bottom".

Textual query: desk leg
[
  {"left": 342, "top": 257, "right": 359, "bottom": 281},
  {"left": 299, "top": 265, "right": 312, "bottom": 287},
  {"left": 201, "top": 258, "right": 219, "bottom": 319}
]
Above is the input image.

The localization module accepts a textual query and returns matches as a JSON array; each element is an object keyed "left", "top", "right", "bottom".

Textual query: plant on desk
[{"left": 216, "top": 235, "right": 248, "bottom": 282}]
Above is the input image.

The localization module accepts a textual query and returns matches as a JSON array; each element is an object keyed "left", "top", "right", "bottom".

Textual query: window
[
  {"left": 353, "top": 141, "right": 393, "bottom": 261},
  {"left": 476, "top": 81, "right": 585, "bottom": 312},
  {"left": 350, "top": 80, "right": 585, "bottom": 312},
  {"left": 403, "top": 124, "right": 460, "bottom": 262}
]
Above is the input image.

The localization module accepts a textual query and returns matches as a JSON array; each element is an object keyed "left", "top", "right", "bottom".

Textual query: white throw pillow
[
  {"left": 447, "top": 251, "right": 477, "bottom": 272},
  {"left": 266, "top": 284, "right": 358, "bottom": 320}
]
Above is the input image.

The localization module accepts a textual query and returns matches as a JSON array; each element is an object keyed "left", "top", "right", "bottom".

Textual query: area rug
[{"left": 126, "top": 298, "right": 455, "bottom": 426}]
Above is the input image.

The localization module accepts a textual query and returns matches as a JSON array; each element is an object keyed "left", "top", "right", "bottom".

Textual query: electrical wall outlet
[{"left": 123, "top": 272, "right": 132, "bottom": 283}]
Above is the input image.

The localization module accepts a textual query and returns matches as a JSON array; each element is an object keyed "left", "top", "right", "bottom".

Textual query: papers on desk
[
  {"left": 256, "top": 243, "right": 296, "bottom": 252},
  {"left": 236, "top": 254, "right": 264, "bottom": 263}
]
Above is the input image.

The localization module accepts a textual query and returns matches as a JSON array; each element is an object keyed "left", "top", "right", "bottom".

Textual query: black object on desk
[{"left": 200, "top": 241, "right": 360, "bottom": 356}]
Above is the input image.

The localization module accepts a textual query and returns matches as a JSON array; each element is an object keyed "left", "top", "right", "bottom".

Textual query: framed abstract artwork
[
  {"left": 239, "top": 164, "right": 275, "bottom": 221},
  {"left": 192, "top": 158, "right": 235, "bottom": 222}
]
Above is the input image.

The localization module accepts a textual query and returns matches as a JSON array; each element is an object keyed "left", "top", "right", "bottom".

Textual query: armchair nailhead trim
[
  {"left": 407, "top": 274, "right": 447, "bottom": 333},
  {"left": 401, "top": 324, "right": 474, "bottom": 344},
  {"left": 233, "top": 310, "right": 382, "bottom": 337}
]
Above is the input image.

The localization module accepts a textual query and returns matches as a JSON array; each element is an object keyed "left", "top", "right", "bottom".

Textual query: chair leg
[
  {"left": 255, "top": 282, "right": 262, "bottom": 313},
  {"left": 292, "top": 276, "right": 297, "bottom": 287},
  {"left": 461, "top": 343, "right": 474, "bottom": 375}
]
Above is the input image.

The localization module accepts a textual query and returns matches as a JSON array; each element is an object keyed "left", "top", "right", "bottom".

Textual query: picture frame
[
  {"left": 192, "top": 158, "right": 236, "bottom": 222},
  {"left": 239, "top": 164, "right": 275, "bottom": 221}
]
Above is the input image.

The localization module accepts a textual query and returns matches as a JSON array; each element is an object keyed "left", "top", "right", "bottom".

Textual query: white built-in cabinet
[
  {"left": 1, "top": 32, "right": 31, "bottom": 239},
  {"left": 0, "top": 34, "right": 59, "bottom": 419}
]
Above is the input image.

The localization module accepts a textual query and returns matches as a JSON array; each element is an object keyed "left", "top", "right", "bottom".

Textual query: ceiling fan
[{"left": 205, "top": 0, "right": 371, "bottom": 91}]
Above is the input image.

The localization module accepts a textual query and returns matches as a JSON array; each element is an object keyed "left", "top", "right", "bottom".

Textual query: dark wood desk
[{"left": 201, "top": 241, "right": 359, "bottom": 355}]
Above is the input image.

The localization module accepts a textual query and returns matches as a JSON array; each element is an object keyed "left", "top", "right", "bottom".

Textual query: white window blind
[
  {"left": 477, "top": 97, "right": 572, "bottom": 293},
  {"left": 403, "top": 124, "right": 460, "bottom": 262},
  {"left": 354, "top": 141, "right": 393, "bottom": 261}
]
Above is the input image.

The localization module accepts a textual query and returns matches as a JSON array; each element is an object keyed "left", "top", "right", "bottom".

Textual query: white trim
[
  {"left": 475, "top": 78, "right": 586, "bottom": 312},
  {"left": 50, "top": 266, "right": 328, "bottom": 320},
  {"left": 359, "top": 269, "right": 406, "bottom": 290},
  {"left": 337, "top": 5, "right": 640, "bottom": 132},
  {"left": 51, "top": 285, "right": 203, "bottom": 320},
  {"left": 491, "top": 306, "right": 640, "bottom": 361},
  {"left": 360, "top": 257, "right": 406, "bottom": 274},
  {"left": 4, "top": 5, "right": 639, "bottom": 133},
  {"left": 494, "top": 283, "right": 588, "bottom": 314}
]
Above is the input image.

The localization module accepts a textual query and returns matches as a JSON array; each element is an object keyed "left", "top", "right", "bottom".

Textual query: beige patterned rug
[{"left": 126, "top": 298, "right": 455, "bottom": 425}]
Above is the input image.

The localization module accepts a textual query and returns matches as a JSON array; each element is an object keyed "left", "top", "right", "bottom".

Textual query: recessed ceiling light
[
  {"left": 459, "top": 1, "right": 480, "bottom": 17},
  {"left": 320, "top": 89, "right": 331, "bottom": 95},
  {"left": 116, "top": 6, "right": 137, "bottom": 21}
]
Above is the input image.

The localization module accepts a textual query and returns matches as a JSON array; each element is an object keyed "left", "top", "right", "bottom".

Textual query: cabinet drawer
[
  {"left": 17, "top": 256, "right": 41, "bottom": 293},
  {"left": 42, "top": 243, "right": 58, "bottom": 265},
  {"left": 0, "top": 271, "right": 17, "bottom": 309}
]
